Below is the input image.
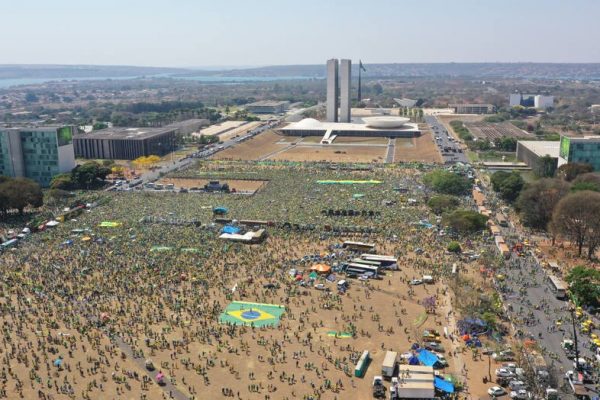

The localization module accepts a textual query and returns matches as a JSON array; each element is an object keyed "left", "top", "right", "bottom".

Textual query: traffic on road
[{"left": 425, "top": 115, "right": 469, "bottom": 164}]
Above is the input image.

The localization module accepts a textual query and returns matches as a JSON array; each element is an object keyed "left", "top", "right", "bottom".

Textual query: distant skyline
[{"left": 1, "top": 0, "right": 599, "bottom": 67}]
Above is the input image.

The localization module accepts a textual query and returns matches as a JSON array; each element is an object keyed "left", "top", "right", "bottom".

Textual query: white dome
[
  {"left": 362, "top": 116, "right": 410, "bottom": 129},
  {"left": 294, "top": 118, "right": 322, "bottom": 128}
]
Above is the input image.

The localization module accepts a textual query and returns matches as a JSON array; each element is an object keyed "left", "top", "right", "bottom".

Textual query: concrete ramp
[{"left": 321, "top": 128, "right": 337, "bottom": 144}]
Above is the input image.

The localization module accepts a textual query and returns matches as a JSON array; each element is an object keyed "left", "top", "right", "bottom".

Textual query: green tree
[
  {"left": 428, "top": 195, "right": 460, "bottom": 214},
  {"left": 0, "top": 177, "right": 43, "bottom": 216},
  {"left": 516, "top": 178, "right": 570, "bottom": 230},
  {"left": 557, "top": 162, "right": 594, "bottom": 181},
  {"left": 443, "top": 210, "right": 488, "bottom": 234},
  {"left": 50, "top": 173, "right": 73, "bottom": 190},
  {"left": 449, "top": 121, "right": 473, "bottom": 141},
  {"left": 552, "top": 191, "right": 600, "bottom": 258},
  {"left": 423, "top": 170, "right": 471, "bottom": 196},
  {"left": 491, "top": 171, "right": 524, "bottom": 202},
  {"left": 92, "top": 122, "right": 108, "bottom": 130},
  {"left": 534, "top": 155, "right": 557, "bottom": 178},
  {"left": 372, "top": 83, "right": 383, "bottom": 95},
  {"left": 71, "top": 162, "right": 111, "bottom": 189},
  {"left": 493, "top": 137, "right": 517, "bottom": 152},
  {"left": 566, "top": 266, "right": 600, "bottom": 307}
]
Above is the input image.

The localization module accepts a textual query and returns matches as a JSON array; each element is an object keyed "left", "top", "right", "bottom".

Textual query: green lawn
[{"left": 477, "top": 151, "right": 517, "bottom": 162}]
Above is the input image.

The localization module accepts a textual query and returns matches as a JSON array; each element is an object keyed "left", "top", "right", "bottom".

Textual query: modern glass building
[
  {"left": 559, "top": 135, "right": 600, "bottom": 171},
  {"left": 0, "top": 126, "right": 76, "bottom": 186}
]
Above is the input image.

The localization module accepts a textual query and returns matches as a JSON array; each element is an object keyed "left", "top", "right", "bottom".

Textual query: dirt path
[
  {"left": 113, "top": 336, "right": 191, "bottom": 400},
  {"left": 258, "top": 141, "right": 299, "bottom": 160}
]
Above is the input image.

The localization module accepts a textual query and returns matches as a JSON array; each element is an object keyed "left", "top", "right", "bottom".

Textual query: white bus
[{"left": 547, "top": 275, "right": 568, "bottom": 300}]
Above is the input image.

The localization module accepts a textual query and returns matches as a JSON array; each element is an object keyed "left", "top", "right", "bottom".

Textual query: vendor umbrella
[{"left": 310, "top": 264, "right": 331, "bottom": 274}]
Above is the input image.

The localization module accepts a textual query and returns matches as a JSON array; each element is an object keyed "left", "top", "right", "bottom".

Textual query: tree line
[{"left": 491, "top": 164, "right": 600, "bottom": 259}]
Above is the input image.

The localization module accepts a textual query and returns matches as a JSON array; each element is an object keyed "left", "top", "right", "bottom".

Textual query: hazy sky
[{"left": 2, "top": 0, "right": 599, "bottom": 67}]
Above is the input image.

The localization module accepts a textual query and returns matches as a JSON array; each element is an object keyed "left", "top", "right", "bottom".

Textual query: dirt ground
[
  {"left": 267, "top": 145, "right": 387, "bottom": 163},
  {"left": 212, "top": 131, "right": 293, "bottom": 160},
  {"left": 297, "top": 136, "right": 323, "bottom": 144},
  {"left": 394, "top": 130, "right": 443, "bottom": 163},
  {"left": 0, "top": 163, "right": 509, "bottom": 400},
  {"left": 156, "top": 178, "right": 268, "bottom": 193}
]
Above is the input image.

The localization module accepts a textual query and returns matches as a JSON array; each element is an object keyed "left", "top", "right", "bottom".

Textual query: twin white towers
[{"left": 326, "top": 58, "right": 352, "bottom": 123}]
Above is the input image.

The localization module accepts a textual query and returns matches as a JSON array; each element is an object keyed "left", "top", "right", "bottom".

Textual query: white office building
[
  {"left": 534, "top": 95, "right": 554, "bottom": 110},
  {"left": 509, "top": 93, "right": 554, "bottom": 109},
  {"left": 326, "top": 59, "right": 339, "bottom": 122},
  {"left": 339, "top": 59, "right": 352, "bottom": 122}
]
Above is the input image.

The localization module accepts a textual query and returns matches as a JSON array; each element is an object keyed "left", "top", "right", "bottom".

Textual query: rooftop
[
  {"left": 165, "top": 119, "right": 209, "bottom": 128},
  {"left": 568, "top": 135, "right": 600, "bottom": 142},
  {"left": 448, "top": 103, "right": 494, "bottom": 107},
  {"left": 246, "top": 100, "right": 289, "bottom": 107},
  {"left": 0, "top": 125, "right": 71, "bottom": 132},
  {"left": 280, "top": 118, "right": 418, "bottom": 132},
  {"left": 75, "top": 126, "right": 176, "bottom": 140},
  {"left": 518, "top": 140, "right": 560, "bottom": 158}
]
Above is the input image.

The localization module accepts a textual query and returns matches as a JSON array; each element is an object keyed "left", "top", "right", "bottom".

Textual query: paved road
[
  {"left": 479, "top": 184, "right": 599, "bottom": 397},
  {"left": 424, "top": 115, "right": 468, "bottom": 164}
]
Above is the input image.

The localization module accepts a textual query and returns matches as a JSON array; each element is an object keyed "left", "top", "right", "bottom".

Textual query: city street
[
  {"left": 478, "top": 182, "right": 599, "bottom": 398},
  {"left": 424, "top": 115, "right": 468, "bottom": 164}
]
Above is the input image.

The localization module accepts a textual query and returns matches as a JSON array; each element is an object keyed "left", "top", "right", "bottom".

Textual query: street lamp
[{"left": 569, "top": 307, "right": 581, "bottom": 373}]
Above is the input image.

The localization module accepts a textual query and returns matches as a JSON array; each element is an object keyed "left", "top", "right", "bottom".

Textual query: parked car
[
  {"left": 508, "top": 381, "right": 526, "bottom": 391},
  {"left": 510, "top": 390, "right": 529, "bottom": 399},
  {"left": 488, "top": 386, "right": 506, "bottom": 397},
  {"left": 493, "top": 350, "right": 515, "bottom": 361},
  {"left": 410, "top": 279, "right": 423, "bottom": 285},
  {"left": 424, "top": 342, "right": 445, "bottom": 352},
  {"left": 495, "top": 368, "right": 515, "bottom": 378}
]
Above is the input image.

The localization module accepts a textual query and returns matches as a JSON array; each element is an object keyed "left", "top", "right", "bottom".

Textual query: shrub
[{"left": 447, "top": 241, "right": 462, "bottom": 253}]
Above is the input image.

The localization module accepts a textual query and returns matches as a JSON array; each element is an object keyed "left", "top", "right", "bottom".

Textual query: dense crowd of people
[{"left": 0, "top": 161, "right": 497, "bottom": 399}]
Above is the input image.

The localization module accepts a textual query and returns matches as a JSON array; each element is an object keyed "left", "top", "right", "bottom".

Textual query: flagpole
[{"left": 358, "top": 60, "right": 362, "bottom": 102}]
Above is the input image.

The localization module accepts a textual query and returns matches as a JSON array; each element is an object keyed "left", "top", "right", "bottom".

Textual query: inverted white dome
[{"left": 362, "top": 116, "right": 410, "bottom": 129}]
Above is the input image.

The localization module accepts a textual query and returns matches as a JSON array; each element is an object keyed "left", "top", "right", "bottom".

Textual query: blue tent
[
  {"left": 416, "top": 349, "right": 439, "bottom": 367},
  {"left": 213, "top": 207, "right": 228, "bottom": 214},
  {"left": 53, "top": 358, "right": 63, "bottom": 367},
  {"left": 408, "top": 355, "right": 420, "bottom": 365},
  {"left": 222, "top": 225, "right": 240, "bottom": 234},
  {"left": 434, "top": 377, "right": 455, "bottom": 394}
]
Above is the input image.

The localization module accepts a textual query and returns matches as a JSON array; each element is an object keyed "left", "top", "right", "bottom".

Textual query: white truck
[
  {"left": 394, "top": 381, "right": 435, "bottom": 399},
  {"left": 382, "top": 351, "right": 398, "bottom": 380}
]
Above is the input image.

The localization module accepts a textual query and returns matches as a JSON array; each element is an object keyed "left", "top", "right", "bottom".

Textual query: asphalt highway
[{"left": 424, "top": 115, "right": 469, "bottom": 164}]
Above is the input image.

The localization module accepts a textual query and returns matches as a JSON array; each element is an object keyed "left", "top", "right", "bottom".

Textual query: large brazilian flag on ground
[{"left": 219, "top": 301, "right": 285, "bottom": 327}]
